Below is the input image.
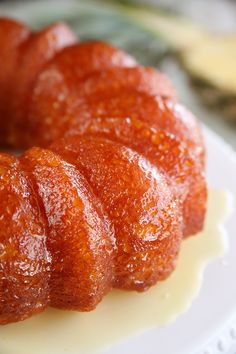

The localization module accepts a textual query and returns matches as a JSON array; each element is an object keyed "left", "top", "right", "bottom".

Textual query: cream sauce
[{"left": 0, "top": 190, "right": 232, "bottom": 354}]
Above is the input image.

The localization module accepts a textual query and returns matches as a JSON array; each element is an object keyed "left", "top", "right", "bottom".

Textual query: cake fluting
[{"left": 0, "top": 18, "right": 207, "bottom": 325}]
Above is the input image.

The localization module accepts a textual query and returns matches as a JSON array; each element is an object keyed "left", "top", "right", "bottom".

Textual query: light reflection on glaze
[{"left": 0, "top": 189, "right": 231, "bottom": 354}]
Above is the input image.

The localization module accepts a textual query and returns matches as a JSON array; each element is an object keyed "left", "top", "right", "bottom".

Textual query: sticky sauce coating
[
  {"left": 51, "top": 136, "right": 182, "bottom": 290},
  {"left": 0, "top": 190, "right": 230, "bottom": 354},
  {"left": 10, "top": 23, "right": 76, "bottom": 145},
  {"left": 66, "top": 112, "right": 206, "bottom": 237},
  {"left": 0, "top": 18, "right": 207, "bottom": 325},
  {"left": 0, "top": 153, "right": 49, "bottom": 324},
  {"left": 0, "top": 18, "right": 30, "bottom": 144},
  {"left": 22, "top": 148, "right": 114, "bottom": 310}
]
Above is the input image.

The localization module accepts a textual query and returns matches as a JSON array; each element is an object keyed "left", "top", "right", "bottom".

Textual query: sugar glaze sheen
[{"left": 0, "top": 190, "right": 231, "bottom": 354}]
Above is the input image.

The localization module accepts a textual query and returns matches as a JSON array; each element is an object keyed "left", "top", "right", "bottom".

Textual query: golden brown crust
[
  {"left": 0, "top": 18, "right": 30, "bottom": 145},
  {"left": 79, "top": 66, "right": 177, "bottom": 99},
  {"left": 9, "top": 23, "right": 76, "bottom": 146},
  {"left": 25, "top": 42, "right": 137, "bottom": 147},
  {"left": 0, "top": 18, "right": 207, "bottom": 324},
  {"left": 0, "top": 153, "right": 49, "bottom": 325},
  {"left": 27, "top": 64, "right": 176, "bottom": 147},
  {"left": 51, "top": 136, "right": 182, "bottom": 290},
  {"left": 66, "top": 111, "right": 206, "bottom": 237},
  {"left": 22, "top": 147, "right": 114, "bottom": 311}
]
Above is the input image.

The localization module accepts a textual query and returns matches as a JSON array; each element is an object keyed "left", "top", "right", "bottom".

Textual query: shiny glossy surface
[
  {"left": 0, "top": 153, "right": 49, "bottom": 324},
  {"left": 28, "top": 66, "right": 176, "bottom": 146},
  {"left": 67, "top": 114, "right": 206, "bottom": 237},
  {"left": 0, "top": 18, "right": 30, "bottom": 144},
  {"left": 10, "top": 22, "right": 76, "bottom": 146},
  {"left": 22, "top": 148, "right": 114, "bottom": 310},
  {"left": 51, "top": 136, "right": 182, "bottom": 290},
  {"left": 77, "top": 66, "right": 177, "bottom": 99},
  {"left": 27, "top": 41, "right": 137, "bottom": 147},
  {"left": 0, "top": 18, "right": 207, "bottom": 325},
  {"left": 0, "top": 189, "right": 228, "bottom": 354}
]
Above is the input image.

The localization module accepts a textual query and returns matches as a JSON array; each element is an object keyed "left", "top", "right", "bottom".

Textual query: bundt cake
[{"left": 0, "top": 18, "right": 207, "bottom": 325}]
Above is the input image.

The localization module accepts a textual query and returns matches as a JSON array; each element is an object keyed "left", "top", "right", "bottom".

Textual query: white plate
[
  {"left": 1, "top": 126, "right": 234, "bottom": 354},
  {"left": 106, "top": 127, "right": 236, "bottom": 354},
  {"left": 0, "top": 2, "right": 235, "bottom": 351}
]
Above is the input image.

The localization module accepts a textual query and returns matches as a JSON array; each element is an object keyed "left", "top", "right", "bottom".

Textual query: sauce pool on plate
[{"left": 0, "top": 189, "right": 232, "bottom": 354}]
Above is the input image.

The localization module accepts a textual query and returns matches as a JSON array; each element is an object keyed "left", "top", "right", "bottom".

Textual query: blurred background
[{"left": 0, "top": 0, "right": 236, "bottom": 149}]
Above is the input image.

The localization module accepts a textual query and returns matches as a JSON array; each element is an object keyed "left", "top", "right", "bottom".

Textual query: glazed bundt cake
[{"left": 0, "top": 18, "right": 207, "bottom": 325}]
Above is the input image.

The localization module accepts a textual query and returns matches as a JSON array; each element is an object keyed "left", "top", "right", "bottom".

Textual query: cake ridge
[{"left": 0, "top": 17, "right": 206, "bottom": 325}]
